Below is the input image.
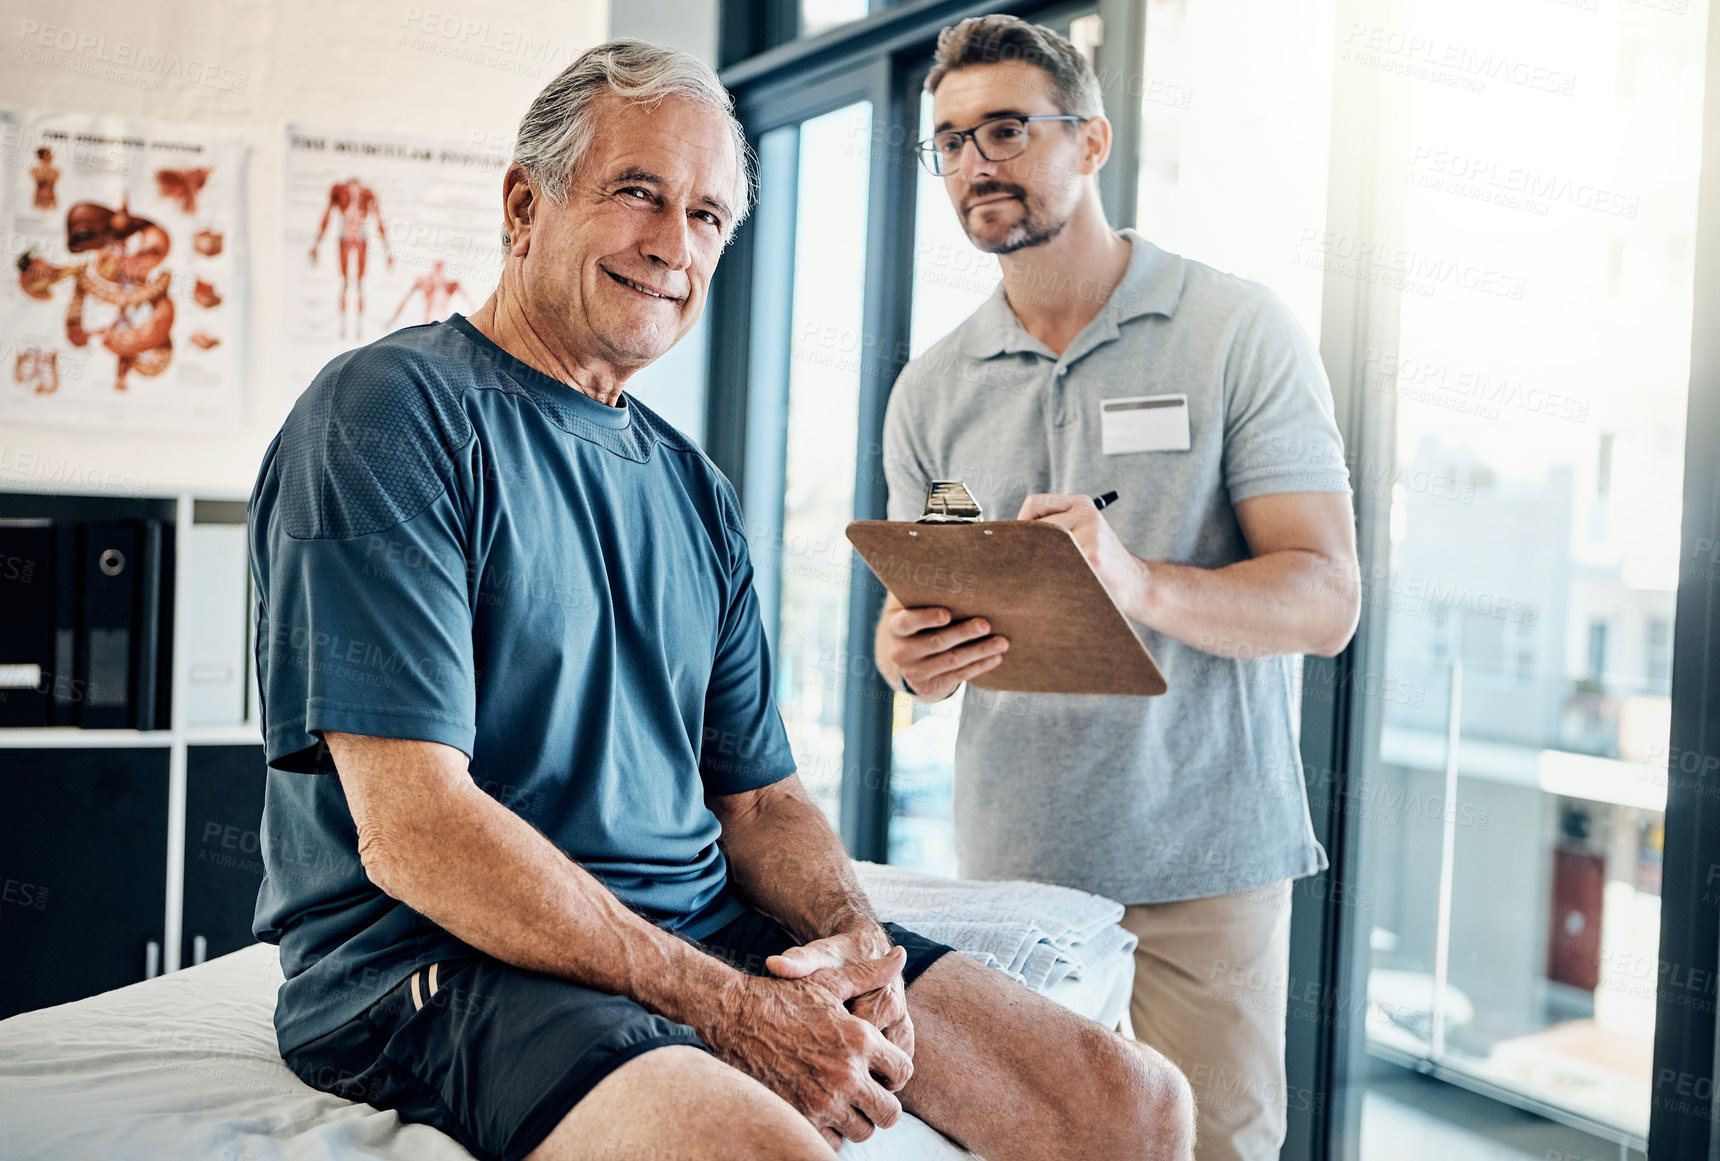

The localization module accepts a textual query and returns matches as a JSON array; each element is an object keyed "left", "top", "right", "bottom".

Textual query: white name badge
[{"left": 1100, "top": 394, "right": 1190, "bottom": 455}]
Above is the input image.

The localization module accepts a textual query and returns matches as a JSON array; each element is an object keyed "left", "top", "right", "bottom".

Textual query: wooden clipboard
[{"left": 846, "top": 519, "right": 1168, "bottom": 696}]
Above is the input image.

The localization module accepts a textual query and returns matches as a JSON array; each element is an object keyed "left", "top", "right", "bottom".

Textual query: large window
[
  {"left": 1135, "top": 0, "right": 1337, "bottom": 344},
  {"left": 1335, "top": 0, "right": 1704, "bottom": 1148},
  {"left": 801, "top": 0, "right": 870, "bottom": 38},
  {"left": 739, "top": 103, "right": 875, "bottom": 823}
]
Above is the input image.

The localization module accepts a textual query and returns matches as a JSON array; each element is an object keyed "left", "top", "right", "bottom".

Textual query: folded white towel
[{"left": 852, "top": 862, "right": 1138, "bottom": 993}]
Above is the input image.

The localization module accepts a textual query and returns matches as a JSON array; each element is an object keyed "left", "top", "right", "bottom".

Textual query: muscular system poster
[
  {"left": 1, "top": 108, "right": 247, "bottom": 432},
  {"left": 282, "top": 125, "right": 506, "bottom": 400}
]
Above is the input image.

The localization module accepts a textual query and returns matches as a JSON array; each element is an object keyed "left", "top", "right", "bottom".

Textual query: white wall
[
  {"left": 608, "top": 0, "right": 717, "bottom": 64},
  {"left": 0, "top": 0, "right": 609, "bottom": 498}
]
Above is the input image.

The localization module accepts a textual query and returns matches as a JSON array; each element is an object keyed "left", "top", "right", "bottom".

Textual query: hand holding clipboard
[{"left": 849, "top": 483, "right": 1167, "bottom": 697}]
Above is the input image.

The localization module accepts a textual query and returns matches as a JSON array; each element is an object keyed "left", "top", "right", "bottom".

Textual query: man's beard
[{"left": 964, "top": 182, "right": 1069, "bottom": 255}]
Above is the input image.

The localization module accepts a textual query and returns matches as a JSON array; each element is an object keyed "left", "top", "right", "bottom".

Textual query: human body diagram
[
  {"left": 388, "top": 259, "right": 469, "bottom": 327},
  {"left": 310, "top": 177, "right": 393, "bottom": 338}
]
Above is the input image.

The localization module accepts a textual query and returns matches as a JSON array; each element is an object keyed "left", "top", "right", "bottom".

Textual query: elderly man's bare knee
[
  {"left": 1066, "top": 1025, "right": 1196, "bottom": 1161},
  {"left": 525, "top": 1045, "right": 837, "bottom": 1161},
  {"left": 1117, "top": 1033, "right": 1197, "bottom": 1161}
]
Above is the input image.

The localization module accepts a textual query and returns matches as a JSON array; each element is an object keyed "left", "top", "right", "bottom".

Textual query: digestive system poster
[{"left": 2, "top": 108, "right": 246, "bottom": 432}]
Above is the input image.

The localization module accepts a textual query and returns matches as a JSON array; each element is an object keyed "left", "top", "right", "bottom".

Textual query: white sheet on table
[
  {"left": 0, "top": 901, "right": 1135, "bottom": 1161},
  {"left": 0, "top": 942, "right": 472, "bottom": 1161}
]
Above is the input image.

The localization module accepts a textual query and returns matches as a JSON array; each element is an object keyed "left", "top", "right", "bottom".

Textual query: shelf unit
[{"left": 0, "top": 485, "right": 262, "bottom": 987}]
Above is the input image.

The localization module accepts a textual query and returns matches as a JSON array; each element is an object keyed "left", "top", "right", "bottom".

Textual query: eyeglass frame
[{"left": 914, "top": 114, "right": 1091, "bottom": 177}]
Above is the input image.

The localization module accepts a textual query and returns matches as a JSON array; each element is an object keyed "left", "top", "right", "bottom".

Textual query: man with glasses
[{"left": 875, "top": 16, "right": 1362, "bottom": 1161}]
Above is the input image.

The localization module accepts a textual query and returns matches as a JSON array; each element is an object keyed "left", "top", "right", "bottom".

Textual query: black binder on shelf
[
  {"left": 0, "top": 507, "right": 177, "bottom": 731},
  {"left": 78, "top": 521, "right": 140, "bottom": 729},
  {"left": 50, "top": 520, "right": 80, "bottom": 726},
  {"left": 48, "top": 519, "right": 79, "bottom": 722},
  {"left": 133, "top": 519, "right": 171, "bottom": 731},
  {"left": 150, "top": 520, "right": 175, "bottom": 730},
  {"left": 0, "top": 518, "right": 55, "bottom": 726}
]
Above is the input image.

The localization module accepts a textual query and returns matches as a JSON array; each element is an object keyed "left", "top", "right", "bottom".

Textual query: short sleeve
[
  {"left": 1220, "top": 289, "right": 1352, "bottom": 503},
  {"left": 250, "top": 348, "right": 478, "bottom": 774},
  {"left": 698, "top": 511, "right": 797, "bottom": 796},
  {"left": 882, "top": 368, "right": 933, "bottom": 523},
  {"left": 253, "top": 491, "right": 477, "bottom": 773}
]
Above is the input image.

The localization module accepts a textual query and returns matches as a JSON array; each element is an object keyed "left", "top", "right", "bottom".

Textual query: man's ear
[
  {"left": 501, "top": 163, "right": 535, "bottom": 256},
  {"left": 1082, "top": 115, "right": 1113, "bottom": 176}
]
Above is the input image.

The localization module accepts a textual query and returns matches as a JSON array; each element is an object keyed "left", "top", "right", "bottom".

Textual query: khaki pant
[{"left": 1119, "top": 881, "right": 1293, "bottom": 1161}]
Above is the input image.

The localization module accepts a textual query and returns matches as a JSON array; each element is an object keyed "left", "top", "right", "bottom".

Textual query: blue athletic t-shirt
[{"left": 248, "top": 313, "right": 797, "bottom": 1055}]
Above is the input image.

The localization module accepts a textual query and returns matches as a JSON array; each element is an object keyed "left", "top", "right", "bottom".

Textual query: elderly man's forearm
[
  {"left": 718, "top": 784, "right": 890, "bottom": 955},
  {"left": 358, "top": 782, "right": 739, "bottom": 1028}
]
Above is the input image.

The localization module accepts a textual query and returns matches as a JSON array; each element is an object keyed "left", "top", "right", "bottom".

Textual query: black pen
[{"left": 1092, "top": 491, "right": 1120, "bottom": 511}]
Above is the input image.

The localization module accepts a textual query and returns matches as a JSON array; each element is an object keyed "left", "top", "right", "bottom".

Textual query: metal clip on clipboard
[{"left": 916, "top": 480, "right": 984, "bottom": 523}]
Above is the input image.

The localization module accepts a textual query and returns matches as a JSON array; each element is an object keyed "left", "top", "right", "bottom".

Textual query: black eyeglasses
[{"left": 914, "top": 114, "right": 1089, "bottom": 176}]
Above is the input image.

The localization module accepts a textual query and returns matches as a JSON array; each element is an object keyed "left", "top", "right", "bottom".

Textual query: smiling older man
[{"left": 249, "top": 38, "right": 1192, "bottom": 1161}]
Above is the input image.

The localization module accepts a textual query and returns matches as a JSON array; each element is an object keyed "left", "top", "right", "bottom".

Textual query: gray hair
[
  {"left": 926, "top": 15, "right": 1104, "bottom": 121},
  {"left": 502, "top": 39, "right": 753, "bottom": 250}
]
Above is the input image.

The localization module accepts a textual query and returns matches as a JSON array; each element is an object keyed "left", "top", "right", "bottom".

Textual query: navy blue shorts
[{"left": 281, "top": 910, "right": 953, "bottom": 1161}]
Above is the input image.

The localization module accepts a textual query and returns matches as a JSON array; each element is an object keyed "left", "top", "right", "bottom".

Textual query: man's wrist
[
  {"left": 632, "top": 930, "right": 747, "bottom": 1034},
  {"left": 1127, "top": 556, "right": 1166, "bottom": 626},
  {"left": 827, "top": 906, "right": 892, "bottom": 959},
  {"left": 896, "top": 668, "right": 955, "bottom": 704}
]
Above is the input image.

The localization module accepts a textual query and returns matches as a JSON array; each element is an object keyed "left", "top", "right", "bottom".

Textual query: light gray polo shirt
[{"left": 882, "top": 229, "right": 1351, "bottom": 904}]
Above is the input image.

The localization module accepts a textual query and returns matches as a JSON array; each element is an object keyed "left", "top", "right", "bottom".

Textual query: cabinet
[
  {"left": 182, "top": 744, "right": 268, "bottom": 967},
  {"left": 0, "top": 489, "right": 265, "bottom": 1018},
  {"left": 0, "top": 748, "right": 169, "bottom": 1019}
]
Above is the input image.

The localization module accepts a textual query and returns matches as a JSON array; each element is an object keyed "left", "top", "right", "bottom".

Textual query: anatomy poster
[
  {"left": 283, "top": 125, "right": 506, "bottom": 399},
  {"left": 2, "top": 108, "right": 246, "bottom": 432}
]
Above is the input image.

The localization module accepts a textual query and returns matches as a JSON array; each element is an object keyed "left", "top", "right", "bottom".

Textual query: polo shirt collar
[
  {"left": 960, "top": 289, "right": 1045, "bottom": 359},
  {"left": 958, "top": 227, "right": 1186, "bottom": 361}
]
